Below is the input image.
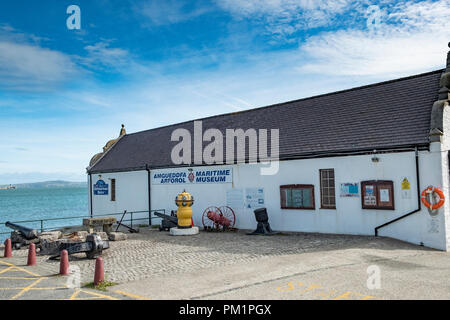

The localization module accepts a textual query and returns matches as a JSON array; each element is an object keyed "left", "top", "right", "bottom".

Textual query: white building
[{"left": 87, "top": 49, "right": 450, "bottom": 251}]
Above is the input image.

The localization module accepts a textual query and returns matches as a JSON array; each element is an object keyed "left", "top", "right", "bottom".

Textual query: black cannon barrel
[
  {"left": 154, "top": 212, "right": 178, "bottom": 224},
  {"left": 5, "top": 221, "right": 38, "bottom": 240}
]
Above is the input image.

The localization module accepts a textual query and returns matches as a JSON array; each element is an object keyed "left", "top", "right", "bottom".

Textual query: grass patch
[
  {"left": 138, "top": 224, "right": 149, "bottom": 228},
  {"left": 84, "top": 280, "right": 118, "bottom": 292},
  {"left": 151, "top": 224, "right": 161, "bottom": 229}
]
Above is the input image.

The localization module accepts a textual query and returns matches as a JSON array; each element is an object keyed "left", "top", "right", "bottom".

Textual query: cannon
[
  {"left": 48, "top": 234, "right": 110, "bottom": 260},
  {"left": 154, "top": 211, "right": 178, "bottom": 231},
  {"left": 202, "top": 206, "right": 236, "bottom": 231},
  {"left": 5, "top": 221, "right": 38, "bottom": 240},
  {"left": 247, "top": 208, "right": 278, "bottom": 235},
  {"left": 207, "top": 211, "right": 231, "bottom": 227}
]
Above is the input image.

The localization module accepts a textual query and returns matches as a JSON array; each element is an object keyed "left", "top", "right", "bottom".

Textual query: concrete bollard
[
  {"left": 94, "top": 257, "right": 104, "bottom": 286},
  {"left": 4, "top": 238, "right": 12, "bottom": 258},
  {"left": 59, "top": 250, "right": 69, "bottom": 275},
  {"left": 27, "top": 243, "right": 36, "bottom": 266}
]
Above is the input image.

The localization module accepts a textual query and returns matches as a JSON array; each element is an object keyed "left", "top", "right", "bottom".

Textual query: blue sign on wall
[
  {"left": 340, "top": 183, "right": 359, "bottom": 197},
  {"left": 94, "top": 179, "right": 109, "bottom": 195}
]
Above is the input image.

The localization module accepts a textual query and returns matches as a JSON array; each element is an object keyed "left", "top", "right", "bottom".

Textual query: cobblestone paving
[{"left": 5, "top": 228, "right": 416, "bottom": 284}]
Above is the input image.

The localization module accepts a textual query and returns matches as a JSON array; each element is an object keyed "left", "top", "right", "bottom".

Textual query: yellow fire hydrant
[{"left": 175, "top": 190, "right": 194, "bottom": 229}]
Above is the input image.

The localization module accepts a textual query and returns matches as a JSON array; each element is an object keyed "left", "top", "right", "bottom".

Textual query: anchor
[{"left": 48, "top": 234, "right": 110, "bottom": 260}]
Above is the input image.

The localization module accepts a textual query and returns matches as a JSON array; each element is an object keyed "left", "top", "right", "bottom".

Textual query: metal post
[
  {"left": 40, "top": 220, "right": 44, "bottom": 233},
  {"left": 89, "top": 173, "right": 93, "bottom": 218},
  {"left": 146, "top": 164, "right": 152, "bottom": 226}
]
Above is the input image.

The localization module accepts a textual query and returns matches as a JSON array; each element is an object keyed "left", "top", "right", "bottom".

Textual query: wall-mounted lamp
[{"left": 371, "top": 149, "right": 380, "bottom": 163}]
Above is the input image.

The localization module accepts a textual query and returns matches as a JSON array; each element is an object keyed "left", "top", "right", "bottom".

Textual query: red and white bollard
[
  {"left": 60, "top": 250, "right": 69, "bottom": 275},
  {"left": 94, "top": 257, "right": 104, "bottom": 285},
  {"left": 27, "top": 243, "right": 36, "bottom": 266},
  {"left": 4, "top": 238, "right": 12, "bottom": 258}
]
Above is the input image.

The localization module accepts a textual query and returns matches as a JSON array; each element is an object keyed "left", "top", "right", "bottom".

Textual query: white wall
[
  {"left": 442, "top": 102, "right": 450, "bottom": 250},
  {"left": 90, "top": 149, "right": 449, "bottom": 251},
  {"left": 378, "top": 146, "right": 446, "bottom": 250},
  {"left": 90, "top": 171, "right": 149, "bottom": 227}
]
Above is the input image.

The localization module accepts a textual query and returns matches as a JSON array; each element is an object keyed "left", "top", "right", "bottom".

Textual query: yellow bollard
[{"left": 175, "top": 190, "right": 194, "bottom": 228}]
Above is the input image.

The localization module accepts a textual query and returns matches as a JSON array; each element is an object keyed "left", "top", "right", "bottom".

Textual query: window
[
  {"left": 320, "top": 169, "right": 336, "bottom": 209},
  {"left": 361, "top": 180, "right": 394, "bottom": 210},
  {"left": 110, "top": 179, "right": 116, "bottom": 202},
  {"left": 280, "top": 185, "right": 315, "bottom": 210}
]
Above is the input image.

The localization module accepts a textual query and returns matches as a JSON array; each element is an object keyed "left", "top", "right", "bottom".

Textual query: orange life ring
[{"left": 421, "top": 186, "right": 445, "bottom": 210}]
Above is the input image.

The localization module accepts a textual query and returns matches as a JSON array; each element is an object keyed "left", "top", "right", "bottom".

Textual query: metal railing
[{"left": 0, "top": 209, "right": 166, "bottom": 238}]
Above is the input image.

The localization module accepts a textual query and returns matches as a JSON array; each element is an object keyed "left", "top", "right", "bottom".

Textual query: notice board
[{"left": 361, "top": 180, "right": 394, "bottom": 210}]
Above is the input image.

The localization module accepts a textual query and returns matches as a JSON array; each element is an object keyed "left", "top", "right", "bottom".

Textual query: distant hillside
[{"left": 1, "top": 180, "right": 87, "bottom": 189}]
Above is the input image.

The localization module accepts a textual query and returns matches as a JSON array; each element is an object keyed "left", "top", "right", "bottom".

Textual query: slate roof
[{"left": 89, "top": 69, "right": 443, "bottom": 173}]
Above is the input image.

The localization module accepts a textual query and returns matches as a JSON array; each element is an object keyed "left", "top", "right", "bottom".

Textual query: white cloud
[
  {"left": 0, "top": 30, "right": 146, "bottom": 91},
  {"left": 298, "top": 0, "right": 450, "bottom": 77},
  {"left": 217, "top": 0, "right": 351, "bottom": 17},
  {"left": 78, "top": 40, "right": 156, "bottom": 77},
  {"left": 0, "top": 40, "right": 80, "bottom": 91},
  {"left": 82, "top": 41, "right": 131, "bottom": 70},
  {"left": 216, "top": 0, "right": 353, "bottom": 40},
  {"left": 0, "top": 25, "right": 82, "bottom": 91},
  {"left": 136, "top": 0, "right": 213, "bottom": 26},
  {"left": 389, "top": 0, "right": 450, "bottom": 31}
]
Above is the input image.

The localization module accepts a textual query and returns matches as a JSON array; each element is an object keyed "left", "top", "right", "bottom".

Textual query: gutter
[
  {"left": 146, "top": 164, "right": 152, "bottom": 226},
  {"left": 89, "top": 173, "right": 93, "bottom": 218},
  {"left": 375, "top": 146, "right": 421, "bottom": 236}
]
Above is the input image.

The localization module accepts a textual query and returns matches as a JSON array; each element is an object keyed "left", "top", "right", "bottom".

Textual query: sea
[{"left": 0, "top": 187, "right": 88, "bottom": 241}]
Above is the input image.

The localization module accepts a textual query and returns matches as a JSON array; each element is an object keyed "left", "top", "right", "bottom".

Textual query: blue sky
[{"left": 0, "top": 0, "right": 449, "bottom": 184}]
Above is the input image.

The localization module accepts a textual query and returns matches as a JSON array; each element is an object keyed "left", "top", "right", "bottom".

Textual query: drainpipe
[
  {"left": 89, "top": 173, "right": 93, "bottom": 218},
  {"left": 375, "top": 147, "right": 421, "bottom": 236},
  {"left": 146, "top": 164, "right": 152, "bottom": 226}
]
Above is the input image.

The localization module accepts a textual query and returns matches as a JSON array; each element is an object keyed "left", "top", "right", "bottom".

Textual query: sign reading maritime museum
[{"left": 151, "top": 167, "right": 233, "bottom": 185}]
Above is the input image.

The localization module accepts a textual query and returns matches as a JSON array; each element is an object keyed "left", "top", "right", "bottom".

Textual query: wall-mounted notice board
[{"left": 361, "top": 180, "right": 394, "bottom": 210}]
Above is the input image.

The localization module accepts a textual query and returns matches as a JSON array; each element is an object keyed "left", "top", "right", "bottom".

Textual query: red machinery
[{"left": 202, "top": 206, "right": 236, "bottom": 231}]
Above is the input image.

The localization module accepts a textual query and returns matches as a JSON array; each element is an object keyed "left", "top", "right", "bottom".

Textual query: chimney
[
  {"left": 120, "top": 124, "right": 126, "bottom": 136},
  {"left": 429, "top": 43, "right": 450, "bottom": 142},
  {"left": 438, "top": 42, "right": 450, "bottom": 101},
  {"left": 447, "top": 42, "right": 450, "bottom": 71}
]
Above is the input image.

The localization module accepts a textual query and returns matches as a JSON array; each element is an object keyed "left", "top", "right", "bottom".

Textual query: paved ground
[
  {"left": 0, "top": 259, "right": 145, "bottom": 300},
  {"left": 1, "top": 228, "right": 450, "bottom": 300}
]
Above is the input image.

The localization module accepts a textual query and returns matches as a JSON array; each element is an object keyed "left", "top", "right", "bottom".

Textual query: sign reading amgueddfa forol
[
  {"left": 151, "top": 167, "right": 233, "bottom": 185},
  {"left": 93, "top": 180, "right": 109, "bottom": 195}
]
